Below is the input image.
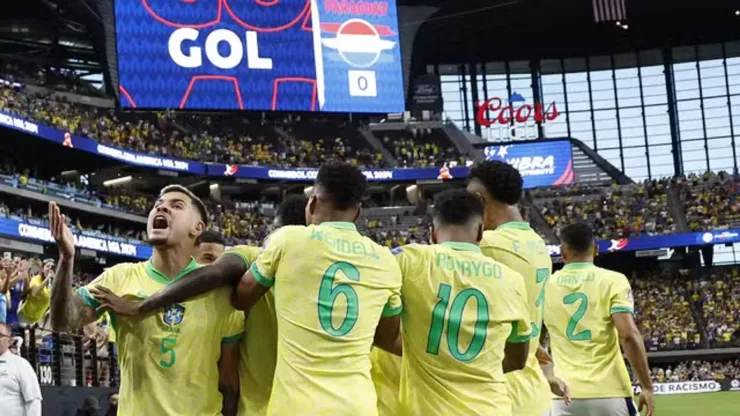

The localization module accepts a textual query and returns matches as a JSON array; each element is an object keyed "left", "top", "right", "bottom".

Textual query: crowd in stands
[
  {"left": 678, "top": 171, "right": 740, "bottom": 231},
  {"left": 690, "top": 268, "right": 740, "bottom": 348},
  {"left": 632, "top": 271, "right": 701, "bottom": 351},
  {"left": 0, "top": 81, "right": 466, "bottom": 169},
  {"left": 378, "top": 128, "right": 468, "bottom": 168},
  {"left": 534, "top": 180, "right": 676, "bottom": 240},
  {"left": 651, "top": 360, "right": 740, "bottom": 382}
]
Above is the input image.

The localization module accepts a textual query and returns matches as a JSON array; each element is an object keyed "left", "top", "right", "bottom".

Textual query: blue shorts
[{"left": 0, "top": 295, "right": 7, "bottom": 324}]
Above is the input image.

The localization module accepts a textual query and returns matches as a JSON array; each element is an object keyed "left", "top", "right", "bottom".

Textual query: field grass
[{"left": 640, "top": 392, "right": 740, "bottom": 415}]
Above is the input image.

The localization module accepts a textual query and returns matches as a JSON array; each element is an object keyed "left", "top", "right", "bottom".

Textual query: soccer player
[
  {"left": 94, "top": 164, "right": 403, "bottom": 415},
  {"left": 194, "top": 230, "right": 227, "bottom": 265},
  {"left": 544, "top": 223, "right": 654, "bottom": 416},
  {"left": 467, "top": 160, "right": 568, "bottom": 416},
  {"left": 392, "top": 189, "right": 532, "bottom": 416},
  {"left": 47, "top": 186, "right": 243, "bottom": 416}
]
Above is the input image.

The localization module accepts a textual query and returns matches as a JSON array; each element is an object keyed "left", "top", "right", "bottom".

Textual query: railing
[{"left": 15, "top": 326, "right": 119, "bottom": 388}]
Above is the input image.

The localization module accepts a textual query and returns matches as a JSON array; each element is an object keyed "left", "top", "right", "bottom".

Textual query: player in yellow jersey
[
  {"left": 392, "top": 189, "right": 532, "bottom": 416},
  {"left": 467, "top": 160, "right": 569, "bottom": 416},
  {"left": 194, "top": 230, "right": 228, "bottom": 265},
  {"left": 95, "top": 164, "right": 402, "bottom": 416},
  {"left": 47, "top": 185, "right": 243, "bottom": 416},
  {"left": 544, "top": 223, "right": 654, "bottom": 416}
]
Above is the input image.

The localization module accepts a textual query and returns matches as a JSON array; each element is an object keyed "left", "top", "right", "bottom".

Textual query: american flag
[{"left": 593, "top": 0, "right": 627, "bottom": 22}]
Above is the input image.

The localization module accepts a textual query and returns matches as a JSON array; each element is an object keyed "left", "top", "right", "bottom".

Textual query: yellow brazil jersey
[
  {"left": 393, "top": 243, "right": 532, "bottom": 416},
  {"left": 19, "top": 274, "right": 51, "bottom": 323},
  {"left": 543, "top": 262, "right": 634, "bottom": 399},
  {"left": 250, "top": 222, "right": 403, "bottom": 416},
  {"left": 223, "top": 245, "right": 276, "bottom": 416},
  {"left": 77, "top": 258, "right": 243, "bottom": 416},
  {"left": 370, "top": 348, "right": 402, "bottom": 416},
  {"left": 479, "top": 222, "right": 553, "bottom": 416}
]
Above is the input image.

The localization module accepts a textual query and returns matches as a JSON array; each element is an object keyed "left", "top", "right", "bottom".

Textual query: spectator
[
  {"left": 4, "top": 255, "right": 30, "bottom": 329},
  {"left": 0, "top": 322, "right": 43, "bottom": 416},
  {"left": 75, "top": 396, "right": 102, "bottom": 416},
  {"left": 18, "top": 258, "right": 54, "bottom": 324},
  {"left": 106, "top": 392, "right": 119, "bottom": 416}
]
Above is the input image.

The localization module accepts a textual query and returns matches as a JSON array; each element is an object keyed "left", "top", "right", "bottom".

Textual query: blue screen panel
[
  {"left": 114, "top": 0, "right": 405, "bottom": 113},
  {"left": 483, "top": 140, "right": 575, "bottom": 188}
]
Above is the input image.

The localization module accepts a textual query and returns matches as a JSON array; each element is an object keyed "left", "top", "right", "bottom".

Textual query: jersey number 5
[
  {"left": 563, "top": 292, "right": 592, "bottom": 341},
  {"left": 160, "top": 337, "right": 176, "bottom": 368},
  {"left": 426, "top": 284, "right": 489, "bottom": 362},
  {"left": 318, "top": 261, "right": 360, "bottom": 337}
]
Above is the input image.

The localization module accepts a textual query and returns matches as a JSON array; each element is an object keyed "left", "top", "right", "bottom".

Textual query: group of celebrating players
[{"left": 45, "top": 160, "right": 655, "bottom": 416}]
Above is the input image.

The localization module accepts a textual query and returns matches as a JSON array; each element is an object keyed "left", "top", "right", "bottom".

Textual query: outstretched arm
[
  {"left": 48, "top": 202, "right": 98, "bottom": 332},
  {"left": 231, "top": 268, "right": 270, "bottom": 311},
  {"left": 93, "top": 254, "right": 249, "bottom": 316}
]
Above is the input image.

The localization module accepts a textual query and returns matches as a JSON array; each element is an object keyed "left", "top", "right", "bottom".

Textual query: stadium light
[
  {"left": 102, "top": 176, "right": 132, "bottom": 187},
  {"left": 209, "top": 183, "right": 219, "bottom": 191}
]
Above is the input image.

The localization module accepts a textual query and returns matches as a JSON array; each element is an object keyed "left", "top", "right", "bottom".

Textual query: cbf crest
[{"left": 162, "top": 304, "right": 185, "bottom": 329}]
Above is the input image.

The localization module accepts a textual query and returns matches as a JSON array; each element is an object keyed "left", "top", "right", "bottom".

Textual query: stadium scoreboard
[{"left": 114, "top": 0, "right": 405, "bottom": 113}]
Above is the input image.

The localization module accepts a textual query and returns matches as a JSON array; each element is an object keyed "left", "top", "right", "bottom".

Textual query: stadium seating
[
  {"left": 690, "top": 268, "right": 740, "bottom": 348},
  {"left": 375, "top": 128, "right": 467, "bottom": 168},
  {"left": 678, "top": 172, "right": 740, "bottom": 231},
  {"left": 650, "top": 359, "right": 740, "bottom": 382}
]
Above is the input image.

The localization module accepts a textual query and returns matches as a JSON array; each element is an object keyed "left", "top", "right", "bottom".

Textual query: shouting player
[
  {"left": 48, "top": 186, "right": 243, "bottom": 416},
  {"left": 467, "top": 160, "right": 569, "bottom": 416},
  {"left": 544, "top": 223, "right": 654, "bottom": 416},
  {"left": 94, "top": 164, "right": 402, "bottom": 415},
  {"left": 392, "top": 189, "right": 532, "bottom": 415}
]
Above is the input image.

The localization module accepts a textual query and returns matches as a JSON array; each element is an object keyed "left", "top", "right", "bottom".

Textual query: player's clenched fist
[{"left": 48, "top": 202, "right": 75, "bottom": 260}]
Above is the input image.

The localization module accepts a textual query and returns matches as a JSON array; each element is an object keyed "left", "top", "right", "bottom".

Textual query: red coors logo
[{"left": 475, "top": 93, "right": 560, "bottom": 127}]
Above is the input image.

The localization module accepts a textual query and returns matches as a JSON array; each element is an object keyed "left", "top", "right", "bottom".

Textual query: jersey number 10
[{"left": 426, "top": 284, "right": 489, "bottom": 362}]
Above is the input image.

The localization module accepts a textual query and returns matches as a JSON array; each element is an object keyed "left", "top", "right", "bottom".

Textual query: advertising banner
[
  {"left": 0, "top": 216, "right": 151, "bottom": 260},
  {"left": 597, "top": 229, "right": 740, "bottom": 254},
  {"left": 410, "top": 73, "right": 443, "bottom": 112},
  {"left": 633, "top": 380, "right": 736, "bottom": 396},
  {"left": 208, "top": 163, "right": 469, "bottom": 182},
  {"left": 484, "top": 140, "right": 575, "bottom": 188},
  {"left": 114, "top": 0, "right": 405, "bottom": 113}
]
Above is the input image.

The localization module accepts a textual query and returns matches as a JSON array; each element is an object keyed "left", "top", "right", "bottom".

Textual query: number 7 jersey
[
  {"left": 249, "top": 222, "right": 403, "bottom": 416},
  {"left": 393, "top": 242, "right": 531, "bottom": 416}
]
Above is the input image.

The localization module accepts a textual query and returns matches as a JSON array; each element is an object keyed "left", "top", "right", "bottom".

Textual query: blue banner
[
  {"left": 484, "top": 140, "right": 575, "bottom": 188},
  {"left": 0, "top": 110, "right": 206, "bottom": 175},
  {"left": 208, "top": 163, "right": 469, "bottom": 182},
  {"left": 114, "top": 0, "right": 405, "bottom": 113},
  {"left": 0, "top": 216, "right": 151, "bottom": 259}
]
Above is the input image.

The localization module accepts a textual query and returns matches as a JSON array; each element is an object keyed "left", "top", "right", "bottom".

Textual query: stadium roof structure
[{"left": 405, "top": 0, "right": 740, "bottom": 65}]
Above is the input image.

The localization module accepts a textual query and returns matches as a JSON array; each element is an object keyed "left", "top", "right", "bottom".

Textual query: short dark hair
[
  {"left": 195, "top": 229, "right": 225, "bottom": 246},
  {"left": 559, "top": 223, "right": 595, "bottom": 254},
  {"left": 432, "top": 189, "right": 484, "bottom": 226},
  {"left": 314, "top": 163, "right": 367, "bottom": 210},
  {"left": 159, "top": 185, "right": 209, "bottom": 224},
  {"left": 276, "top": 194, "right": 307, "bottom": 226},
  {"left": 468, "top": 160, "right": 523, "bottom": 205}
]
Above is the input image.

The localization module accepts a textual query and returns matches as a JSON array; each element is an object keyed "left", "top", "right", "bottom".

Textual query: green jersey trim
[
  {"left": 381, "top": 303, "right": 403, "bottom": 317},
  {"left": 562, "top": 262, "right": 594, "bottom": 271},
  {"left": 496, "top": 221, "right": 531, "bottom": 231},
  {"left": 440, "top": 241, "right": 481, "bottom": 253},
  {"left": 223, "top": 250, "right": 252, "bottom": 270},
  {"left": 507, "top": 320, "right": 533, "bottom": 343},
  {"left": 221, "top": 333, "right": 242, "bottom": 344},
  {"left": 77, "top": 287, "right": 101, "bottom": 311},
  {"left": 145, "top": 258, "right": 199, "bottom": 286},
  {"left": 251, "top": 263, "right": 274, "bottom": 288},
  {"left": 610, "top": 306, "right": 634, "bottom": 315},
  {"left": 319, "top": 221, "right": 357, "bottom": 231}
]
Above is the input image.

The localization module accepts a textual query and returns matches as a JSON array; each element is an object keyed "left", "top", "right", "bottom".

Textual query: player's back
[
  {"left": 394, "top": 243, "right": 531, "bottom": 416},
  {"left": 78, "top": 260, "right": 242, "bottom": 416},
  {"left": 544, "top": 262, "right": 633, "bottom": 399},
  {"left": 479, "top": 222, "right": 552, "bottom": 415},
  {"left": 225, "top": 245, "right": 277, "bottom": 416},
  {"left": 251, "top": 223, "right": 402, "bottom": 416}
]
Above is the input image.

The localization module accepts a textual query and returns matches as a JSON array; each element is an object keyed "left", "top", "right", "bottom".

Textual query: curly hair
[
  {"left": 467, "top": 160, "right": 523, "bottom": 205},
  {"left": 433, "top": 189, "right": 484, "bottom": 226},
  {"left": 315, "top": 163, "right": 367, "bottom": 210}
]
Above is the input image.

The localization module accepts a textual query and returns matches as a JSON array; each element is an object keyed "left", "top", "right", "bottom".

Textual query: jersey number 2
[
  {"left": 563, "top": 293, "right": 592, "bottom": 341},
  {"left": 426, "top": 284, "right": 489, "bottom": 362},
  {"left": 318, "top": 261, "right": 360, "bottom": 337}
]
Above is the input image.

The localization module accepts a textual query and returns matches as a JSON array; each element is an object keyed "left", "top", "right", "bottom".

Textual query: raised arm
[
  {"left": 92, "top": 253, "right": 249, "bottom": 317},
  {"left": 48, "top": 202, "right": 98, "bottom": 332}
]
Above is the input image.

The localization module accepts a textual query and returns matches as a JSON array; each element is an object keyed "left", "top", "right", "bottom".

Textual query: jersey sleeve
[
  {"left": 609, "top": 274, "right": 634, "bottom": 315},
  {"left": 496, "top": 268, "right": 532, "bottom": 343},
  {"left": 76, "top": 265, "right": 126, "bottom": 312},
  {"left": 221, "top": 309, "right": 245, "bottom": 344},
  {"left": 223, "top": 245, "right": 261, "bottom": 270},
  {"left": 250, "top": 226, "right": 300, "bottom": 288}
]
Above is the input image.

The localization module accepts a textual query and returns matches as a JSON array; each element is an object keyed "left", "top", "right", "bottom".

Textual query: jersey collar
[
  {"left": 496, "top": 221, "right": 531, "bottom": 231},
  {"left": 145, "top": 257, "right": 199, "bottom": 286},
  {"left": 562, "top": 262, "right": 594, "bottom": 270},
  {"left": 319, "top": 222, "right": 357, "bottom": 231},
  {"left": 440, "top": 242, "right": 481, "bottom": 253}
]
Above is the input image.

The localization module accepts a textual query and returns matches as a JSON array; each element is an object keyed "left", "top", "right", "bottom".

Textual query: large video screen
[
  {"left": 483, "top": 140, "right": 575, "bottom": 188},
  {"left": 114, "top": 0, "right": 405, "bottom": 113}
]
